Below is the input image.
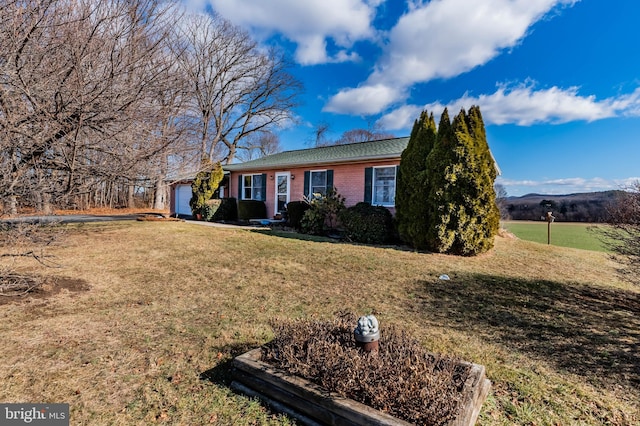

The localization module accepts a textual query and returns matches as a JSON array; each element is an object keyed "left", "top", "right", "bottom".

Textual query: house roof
[{"left": 223, "top": 137, "right": 409, "bottom": 172}]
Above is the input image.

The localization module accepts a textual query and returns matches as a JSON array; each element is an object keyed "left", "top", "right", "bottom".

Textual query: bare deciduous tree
[
  {"left": 334, "top": 128, "right": 395, "bottom": 145},
  {"left": 1, "top": 1, "right": 302, "bottom": 214},
  {"left": 600, "top": 182, "right": 640, "bottom": 285},
  {"left": 1, "top": 0, "right": 187, "bottom": 214},
  {"left": 173, "top": 12, "right": 301, "bottom": 165},
  {"left": 494, "top": 183, "right": 510, "bottom": 220},
  {"left": 310, "top": 121, "right": 332, "bottom": 147},
  {"left": 236, "top": 131, "right": 282, "bottom": 162},
  {"left": 311, "top": 122, "right": 395, "bottom": 147}
]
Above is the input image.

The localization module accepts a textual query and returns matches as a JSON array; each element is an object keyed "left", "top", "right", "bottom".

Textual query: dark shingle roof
[{"left": 224, "top": 137, "right": 409, "bottom": 172}]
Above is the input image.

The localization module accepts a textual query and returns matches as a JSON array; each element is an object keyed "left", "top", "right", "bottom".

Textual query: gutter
[{"left": 222, "top": 153, "right": 403, "bottom": 173}]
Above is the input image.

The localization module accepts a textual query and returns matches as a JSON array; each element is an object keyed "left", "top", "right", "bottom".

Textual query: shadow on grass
[
  {"left": 251, "top": 229, "right": 340, "bottom": 244},
  {"left": 199, "top": 342, "right": 259, "bottom": 386},
  {"left": 411, "top": 275, "right": 640, "bottom": 388},
  {"left": 251, "top": 229, "right": 417, "bottom": 253}
]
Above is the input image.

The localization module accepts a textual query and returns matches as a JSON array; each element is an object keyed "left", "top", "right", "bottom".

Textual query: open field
[
  {"left": 501, "top": 220, "right": 609, "bottom": 252},
  {"left": 1, "top": 221, "right": 639, "bottom": 425}
]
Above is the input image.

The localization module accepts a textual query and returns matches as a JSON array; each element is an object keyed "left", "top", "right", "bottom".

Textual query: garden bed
[
  {"left": 231, "top": 316, "right": 491, "bottom": 425},
  {"left": 232, "top": 349, "right": 489, "bottom": 426}
]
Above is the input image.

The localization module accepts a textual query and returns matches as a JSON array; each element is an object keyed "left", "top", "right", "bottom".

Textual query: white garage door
[{"left": 175, "top": 184, "right": 192, "bottom": 216}]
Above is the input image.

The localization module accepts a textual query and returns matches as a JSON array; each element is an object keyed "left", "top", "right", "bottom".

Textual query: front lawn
[
  {"left": 501, "top": 220, "right": 609, "bottom": 251},
  {"left": 0, "top": 221, "right": 638, "bottom": 424}
]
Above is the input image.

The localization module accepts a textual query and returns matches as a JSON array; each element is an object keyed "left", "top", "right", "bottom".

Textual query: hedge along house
[{"left": 169, "top": 137, "right": 409, "bottom": 218}]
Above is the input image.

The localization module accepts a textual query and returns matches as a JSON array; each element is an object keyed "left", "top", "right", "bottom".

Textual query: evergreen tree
[
  {"left": 395, "top": 110, "right": 437, "bottom": 249},
  {"left": 425, "top": 107, "right": 499, "bottom": 255},
  {"left": 465, "top": 105, "right": 500, "bottom": 253},
  {"left": 425, "top": 108, "right": 456, "bottom": 252},
  {"left": 189, "top": 160, "right": 224, "bottom": 217}
]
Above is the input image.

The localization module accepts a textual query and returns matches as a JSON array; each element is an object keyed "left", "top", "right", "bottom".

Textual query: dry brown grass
[{"left": 0, "top": 221, "right": 638, "bottom": 425}]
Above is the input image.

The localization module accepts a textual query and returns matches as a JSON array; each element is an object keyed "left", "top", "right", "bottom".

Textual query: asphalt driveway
[{"left": 1, "top": 214, "right": 140, "bottom": 224}]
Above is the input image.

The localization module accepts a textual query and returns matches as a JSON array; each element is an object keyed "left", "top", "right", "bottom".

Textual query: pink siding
[{"left": 229, "top": 159, "right": 400, "bottom": 218}]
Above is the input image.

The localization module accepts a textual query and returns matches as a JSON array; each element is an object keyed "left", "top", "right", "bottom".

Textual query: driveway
[{"left": 1, "top": 214, "right": 140, "bottom": 224}]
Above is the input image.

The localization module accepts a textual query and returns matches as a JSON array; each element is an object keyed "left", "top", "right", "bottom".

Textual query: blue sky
[{"left": 186, "top": 0, "right": 640, "bottom": 196}]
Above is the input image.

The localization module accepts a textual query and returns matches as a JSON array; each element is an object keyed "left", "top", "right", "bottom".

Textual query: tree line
[
  {"left": 0, "top": 0, "right": 301, "bottom": 215},
  {"left": 501, "top": 192, "right": 623, "bottom": 223}
]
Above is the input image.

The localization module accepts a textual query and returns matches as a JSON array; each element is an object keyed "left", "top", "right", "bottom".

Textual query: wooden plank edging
[{"left": 232, "top": 348, "right": 490, "bottom": 426}]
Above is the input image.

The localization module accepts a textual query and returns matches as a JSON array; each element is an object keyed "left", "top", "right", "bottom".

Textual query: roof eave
[{"left": 223, "top": 153, "right": 402, "bottom": 173}]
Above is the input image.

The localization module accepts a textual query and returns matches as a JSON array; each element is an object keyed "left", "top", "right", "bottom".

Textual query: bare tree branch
[{"left": 173, "top": 12, "right": 302, "bottom": 165}]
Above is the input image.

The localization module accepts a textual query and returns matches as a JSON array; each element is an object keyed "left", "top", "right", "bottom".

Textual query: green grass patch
[{"left": 502, "top": 220, "right": 609, "bottom": 251}]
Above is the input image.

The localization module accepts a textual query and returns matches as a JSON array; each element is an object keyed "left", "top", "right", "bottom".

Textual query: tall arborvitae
[
  {"left": 425, "top": 108, "right": 456, "bottom": 252},
  {"left": 425, "top": 107, "right": 499, "bottom": 255},
  {"left": 464, "top": 105, "right": 500, "bottom": 253},
  {"left": 395, "top": 110, "right": 437, "bottom": 249}
]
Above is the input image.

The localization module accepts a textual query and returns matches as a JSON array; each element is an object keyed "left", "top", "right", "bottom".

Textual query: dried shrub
[
  {"left": 0, "top": 222, "right": 64, "bottom": 296},
  {"left": 262, "top": 313, "right": 470, "bottom": 425}
]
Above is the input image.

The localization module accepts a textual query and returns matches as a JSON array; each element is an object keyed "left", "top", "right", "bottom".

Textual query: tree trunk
[
  {"left": 41, "top": 192, "right": 53, "bottom": 215},
  {"left": 128, "top": 183, "right": 135, "bottom": 208},
  {"left": 7, "top": 195, "right": 18, "bottom": 216},
  {"left": 153, "top": 177, "right": 166, "bottom": 210}
]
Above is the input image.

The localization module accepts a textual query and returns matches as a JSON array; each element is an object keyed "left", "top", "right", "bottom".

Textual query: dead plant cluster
[
  {"left": 0, "top": 221, "right": 64, "bottom": 296},
  {"left": 262, "top": 313, "right": 470, "bottom": 425}
]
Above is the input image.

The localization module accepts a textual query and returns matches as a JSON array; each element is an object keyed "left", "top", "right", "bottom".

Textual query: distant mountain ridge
[{"left": 507, "top": 190, "right": 624, "bottom": 202}]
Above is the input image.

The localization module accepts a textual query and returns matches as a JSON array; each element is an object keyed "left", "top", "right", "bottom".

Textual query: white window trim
[
  {"left": 372, "top": 165, "right": 397, "bottom": 207},
  {"left": 242, "top": 174, "right": 263, "bottom": 200},
  {"left": 309, "top": 169, "right": 328, "bottom": 196}
]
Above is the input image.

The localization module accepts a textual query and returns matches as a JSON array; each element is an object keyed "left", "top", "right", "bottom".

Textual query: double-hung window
[
  {"left": 372, "top": 166, "right": 397, "bottom": 206},
  {"left": 243, "top": 174, "right": 264, "bottom": 200},
  {"left": 309, "top": 170, "right": 327, "bottom": 195}
]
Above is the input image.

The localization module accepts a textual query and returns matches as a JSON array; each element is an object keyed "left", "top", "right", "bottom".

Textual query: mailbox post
[{"left": 546, "top": 211, "right": 555, "bottom": 244}]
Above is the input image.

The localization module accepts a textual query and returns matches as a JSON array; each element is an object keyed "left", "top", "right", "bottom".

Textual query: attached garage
[{"left": 173, "top": 184, "right": 192, "bottom": 217}]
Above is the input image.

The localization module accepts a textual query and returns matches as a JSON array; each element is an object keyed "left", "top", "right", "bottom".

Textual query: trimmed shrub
[
  {"left": 339, "top": 202, "right": 395, "bottom": 244},
  {"left": 300, "top": 188, "right": 345, "bottom": 235},
  {"left": 238, "top": 200, "right": 267, "bottom": 220},
  {"left": 210, "top": 198, "right": 237, "bottom": 222},
  {"left": 202, "top": 199, "right": 221, "bottom": 221},
  {"left": 300, "top": 206, "right": 326, "bottom": 235},
  {"left": 286, "top": 201, "right": 309, "bottom": 230}
]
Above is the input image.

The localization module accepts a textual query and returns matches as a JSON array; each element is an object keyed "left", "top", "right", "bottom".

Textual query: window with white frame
[
  {"left": 372, "top": 166, "right": 396, "bottom": 206},
  {"left": 243, "top": 174, "right": 263, "bottom": 200},
  {"left": 310, "top": 170, "right": 327, "bottom": 195}
]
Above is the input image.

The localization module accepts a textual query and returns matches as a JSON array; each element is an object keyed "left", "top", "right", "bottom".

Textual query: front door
[{"left": 274, "top": 172, "right": 290, "bottom": 217}]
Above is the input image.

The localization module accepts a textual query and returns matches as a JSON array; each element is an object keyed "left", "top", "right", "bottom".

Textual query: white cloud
[
  {"left": 375, "top": 0, "right": 579, "bottom": 87},
  {"left": 377, "top": 83, "right": 640, "bottom": 130},
  {"left": 497, "top": 176, "right": 640, "bottom": 196},
  {"left": 323, "top": 84, "right": 404, "bottom": 115},
  {"left": 376, "top": 104, "right": 423, "bottom": 130},
  {"left": 326, "top": 0, "right": 579, "bottom": 115},
  {"left": 204, "top": 0, "right": 380, "bottom": 65}
]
